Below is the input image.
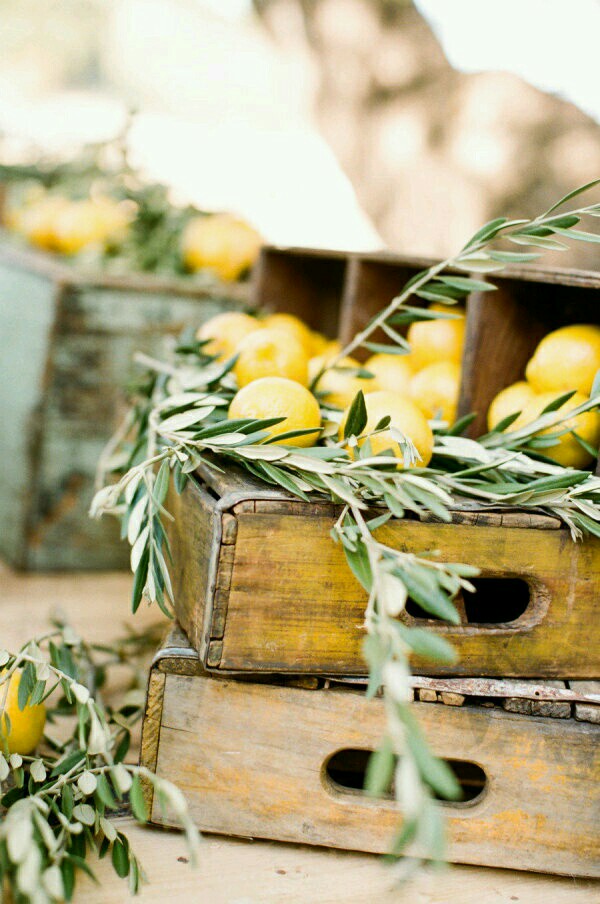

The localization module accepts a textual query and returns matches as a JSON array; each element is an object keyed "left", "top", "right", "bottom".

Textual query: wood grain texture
[
  {"left": 189, "top": 504, "right": 600, "bottom": 677},
  {"left": 147, "top": 671, "right": 600, "bottom": 877}
]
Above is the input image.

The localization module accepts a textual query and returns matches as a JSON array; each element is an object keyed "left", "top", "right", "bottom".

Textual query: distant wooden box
[
  {"left": 0, "top": 243, "right": 249, "bottom": 570},
  {"left": 168, "top": 463, "right": 600, "bottom": 679},
  {"left": 141, "top": 626, "right": 600, "bottom": 878}
]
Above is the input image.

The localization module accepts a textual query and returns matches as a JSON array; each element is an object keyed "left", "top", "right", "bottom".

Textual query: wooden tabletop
[{"left": 2, "top": 562, "right": 596, "bottom": 903}]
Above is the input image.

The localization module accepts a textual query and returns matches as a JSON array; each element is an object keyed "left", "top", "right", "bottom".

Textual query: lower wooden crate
[
  {"left": 0, "top": 244, "right": 248, "bottom": 569},
  {"left": 168, "top": 463, "right": 600, "bottom": 678},
  {"left": 141, "top": 627, "right": 600, "bottom": 878}
]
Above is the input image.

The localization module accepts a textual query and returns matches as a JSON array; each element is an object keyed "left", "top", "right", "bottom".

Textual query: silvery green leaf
[
  {"left": 42, "top": 866, "right": 64, "bottom": 900},
  {"left": 155, "top": 546, "right": 174, "bottom": 602},
  {"left": 16, "top": 843, "right": 41, "bottom": 896},
  {"left": 72, "top": 804, "right": 96, "bottom": 826},
  {"left": 10, "top": 753, "right": 23, "bottom": 769},
  {"left": 437, "top": 275, "right": 497, "bottom": 292},
  {"left": 127, "top": 495, "right": 147, "bottom": 546},
  {"left": 206, "top": 433, "right": 249, "bottom": 446},
  {"left": 35, "top": 661, "right": 50, "bottom": 682},
  {"left": 285, "top": 454, "right": 336, "bottom": 474},
  {"left": 124, "top": 471, "right": 143, "bottom": 505},
  {"left": 401, "top": 473, "right": 453, "bottom": 504},
  {"left": 33, "top": 811, "right": 57, "bottom": 853},
  {"left": 379, "top": 572, "right": 408, "bottom": 617},
  {"left": 435, "top": 436, "right": 491, "bottom": 461},
  {"left": 7, "top": 813, "right": 32, "bottom": 863},
  {"left": 487, "top": 250, "right": 541, "bottom": 263},
  {"left": 130, "top": 523, "right": 150, "bottom": 574},
  {"left": 454, "top": 257, "right": 504, "bottom": 273},
  {"left": 382, "top": 660, "right": 413, "bottom": 703},
  {"left": 78, "top": 770, "right": 98, "bottom": 796},
  {"left": 72, "top": 682, "right": 90, "bottom": 705},
  {"left": 542, "top": 178, "right": 600, "bottom": 215},
  {"left": 0, "top": 650, "right": 10, "bottom": 667},
  {"left": 234, "top": 445, "right": 288, "bottom": 461},
  {"left": 0, "top": 753, "right": 9, "bottom": 781},
  {"left": 100, "top": 816, "right": 118, "bottom": 843},
  {"left": 30, "top": 759, "right": 47, "bottom": 783},
  {"left": 159, "top": 407, "right": 215, "bottom": 432},
  {"left": 397, "top": 755, "right": 422, "bottom": 818},
  {"left": 508, "top": 234, "right": 568, "bottom": 250},
  {"left": 112, "top": 763, "right": 133, "bottom": 794}
]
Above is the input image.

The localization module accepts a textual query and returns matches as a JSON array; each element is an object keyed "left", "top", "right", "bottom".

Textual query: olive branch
[
  {"left": 0, "top": 622, "right": 199, "bottom": 903},
  {"left": 91, "top": 181, "right": 600, "bottom": 868}
]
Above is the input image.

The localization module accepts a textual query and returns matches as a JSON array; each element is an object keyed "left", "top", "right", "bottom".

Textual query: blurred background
[{"left": 1, "top": 0, "right": 599, "bottom": 264}]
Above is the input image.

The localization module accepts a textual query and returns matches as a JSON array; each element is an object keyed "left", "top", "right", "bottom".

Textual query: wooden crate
[
  {"left": 168, "top": 463, "right": 600, "bottom": 679},
  {"left": 141, "top": 625, "right": 600, "bottom": 878},
  {"left": 254, "top": 246, "right": 600, "bottom": 464},
  {"left": 0, "top": 243, "right": 249, "bottom": 570}
]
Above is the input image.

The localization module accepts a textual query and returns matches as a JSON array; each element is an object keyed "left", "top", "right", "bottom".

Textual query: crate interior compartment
[
  {"left": 0, "top": 244, "right": 248, "bottom": 570},
  {"left": 460, "top": 266, "right": 600, "bottom": 439},
  {"left": 141, "top": 626, "right": 600, "bottom": 878},
  {"left": 166, "top": 463, "right": 600, "bottom": 678},
  {"left": 252, "top": 245, "right": 350, "bottom": 338},
  {"left": 337, "top": 253, "right": 436, "bottom": 355}
]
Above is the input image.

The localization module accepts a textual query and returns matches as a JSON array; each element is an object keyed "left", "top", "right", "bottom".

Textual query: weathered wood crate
[
  {"left": 0, "top": 243, "right": 249, "bottom": 570},
  {"left": 167, "top": 462, "right": 600, "bottom": 679},
  {"left": 141, "top": 625, "right": 600, "bottom": 877}
]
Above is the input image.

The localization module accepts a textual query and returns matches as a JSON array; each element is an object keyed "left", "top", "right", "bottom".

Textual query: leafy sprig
[
  {"left": 0, "top": 621, "right": 199, "bottom": 902},
  {"left": 92, "top": 182, "right": 600, "bottom": 867}
]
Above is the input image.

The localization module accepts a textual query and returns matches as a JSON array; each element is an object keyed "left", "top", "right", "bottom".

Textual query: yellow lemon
[
  {"left": 364, "top": 353, "right": 414, "bottom": 395},
  {"left": 229, "top": 376, "right": 321, "bottom": 446},
  {"left": 233, "top": 328, "right": 309, "bottom": 387},
  {"left": 308, "top": 340, "right": 343, "bottom": 383},
  {"left": 262, "top": 312, "right": 314, "bottom": 356},
  {"left": 526, "top": 324, "right": 600, "bottom": 397},
  {"left": 410, "top": 360, "right": 461, "bottom": 423},
  {"left": 340, "top": 390, "right": 434, "bottom": 468},
  {"left": 309, "top": 330, "right": 332, "bottom": 356},
  {"left": 315, "top": 356, "right": 377, "bottom": 408},
  {"left": 0, "top": 670, "right": 46, "bottom": 755},
  {"left": 53, "top": 199, "right": 115, "bottom": 255},
  {"left": 406, "top": 303, "right": 465, "bottom": 370},
  {"left": 182, "top": 213, "right": 262, "bottom": 281},
  {"left": 17, "top": 195, "right": 70, "bottom": 250},
  {"left": 487, "top": 381, "right": 538, "bottom": 431},
  {"left": 196, "top": 311, "right": 261, "bottom": 360},
  {"left": 513, "top": 390, "right": 600, "bottom": 468}
]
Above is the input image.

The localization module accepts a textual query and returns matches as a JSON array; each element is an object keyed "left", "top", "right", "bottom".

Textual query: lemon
[
  {"left": 513, "top": 390, "right": 600, "bottom": 468},
  {"left": 17, "top": 195, "right": 70, "bottom": 251},
  {"left": 262, "top": 312, "right": 314, "bottom": 356},
  {"left": 526, "top": 325, "right": 600, "bottom": 397},
  {"left": 234, "top": 328, "right": 309, "bottom": 387},
  {"left": 410, "top": 360, "right": 461, "bottom": 423},
  {"left": 316, "top": 356, "right": 377, "bottom": 408},
  {"left": 53, "top": 198, "right": 130, "bottom": 255},
  {"left": 196, "top": 311, "right": 261, "bottom": 360},
  {"left": 229, "top": 376, "right": 321, "bottom": 446},
  {"left": 182, "top": 213, "right": 262, "bottom": 281},
  {"left": 365, "top": 353, "right": 414, "bottom": 395},
  {"left": 340, "top": 390, "right": 434, "bottom": 468},
  {"left": 309, "top": 330, "right": 332, "bottom": 356},
  {"left": 407, "top": 303, "right": 465, "bottom": 370},
  {"left": 0, "top": 670, "right": 46, "bottom": 755},
  {"left": 487, "top": 381, "right": 538, "bottom": 431},
  {"left": 308, "top": 340, "right": 343, "bottom": 383}
]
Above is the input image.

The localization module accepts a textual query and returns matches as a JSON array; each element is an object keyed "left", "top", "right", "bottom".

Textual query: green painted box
[{"left": 0, "top": 243, "right": 249, "bottom": 570}]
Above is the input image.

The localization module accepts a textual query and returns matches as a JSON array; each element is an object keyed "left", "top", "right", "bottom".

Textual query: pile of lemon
[
  {"left": 4, "top": 186, "right": 262, "bottom": 282},
  {"left": 6, "top": 189, "right": 133, "bottom": 257},
  {"left": 487, "top": 324, "right": 600, "bottom": 468},
  {"left": 199, "top": 306, "right": 465, "bottom": 469}
]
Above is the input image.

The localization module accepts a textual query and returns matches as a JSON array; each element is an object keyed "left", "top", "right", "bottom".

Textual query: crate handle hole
[
  {"left": 405, "top": 577, "right": 530, "bottom": 625},
  {"left": 324, "top": 748, "right": 487, "bottom": 804}
]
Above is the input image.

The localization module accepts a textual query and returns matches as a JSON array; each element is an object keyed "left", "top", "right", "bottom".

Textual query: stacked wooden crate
[
  {"left": 140, "top": 246, "right": 600, "bottom": 876},
  {"left": 0, "top": 243, "right": 249, "bottom": 570}
]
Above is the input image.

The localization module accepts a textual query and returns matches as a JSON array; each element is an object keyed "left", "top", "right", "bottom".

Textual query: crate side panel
[
  {"left": 0, "top": 261, "right": 57, "bottom": 564},
  {"left": 168, "top": 479, "right": 220, "bottom": 656},
  {"left": 24, "top": 284, "right": 241, "bottom": 569},
  {"left": 219, "top": 515, "right": 599, "bottom": 677},
  {"left": 152, "top": 674, "right": 599, "bottom": 876}
]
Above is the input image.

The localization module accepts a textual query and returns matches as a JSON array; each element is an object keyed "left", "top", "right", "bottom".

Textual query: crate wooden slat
[
  {"left": 141, "top": 626, "right": 600, "bottom": 878},
  {"left": 167, "top": 464, "right": 600, "bottom": 678},
  {"left": 0, "top": 241, "right": 249, "bottom": 570}
]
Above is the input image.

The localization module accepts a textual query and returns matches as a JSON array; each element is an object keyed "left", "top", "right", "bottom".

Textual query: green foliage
[{"left": 0, "top": 621, "right": 198, "bottom": 902}]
